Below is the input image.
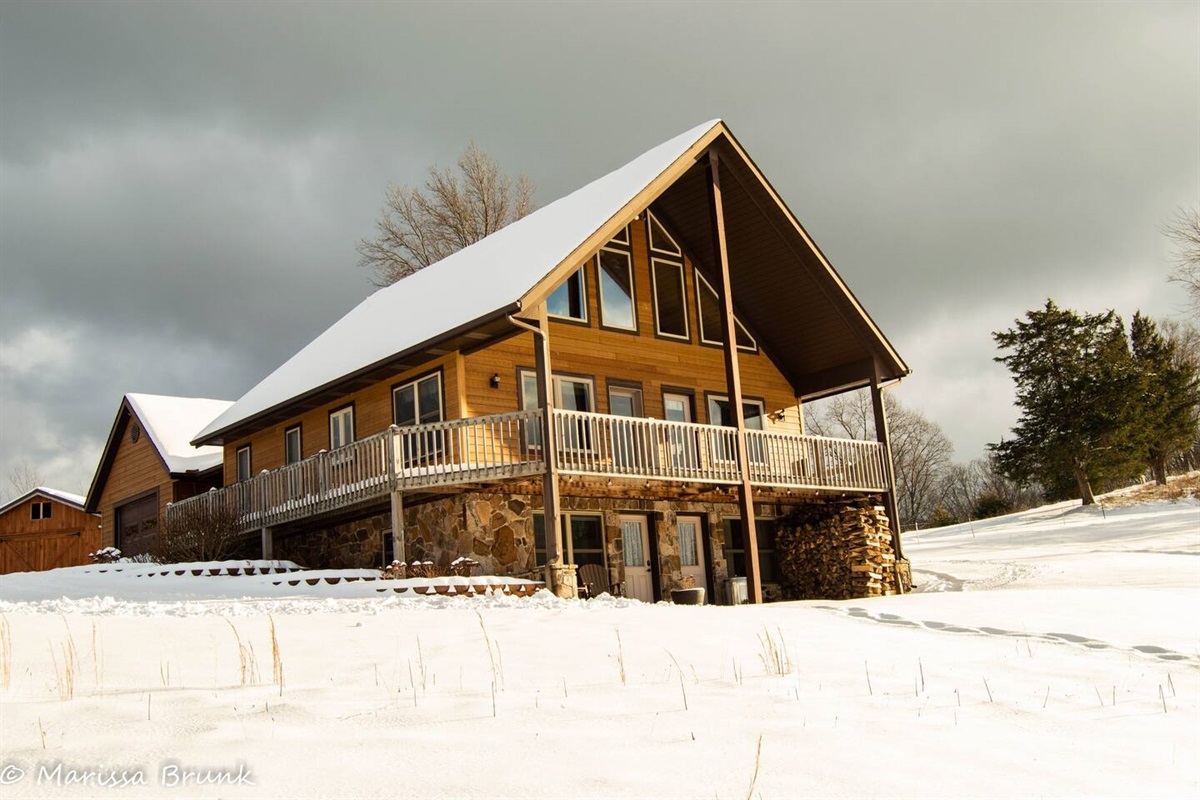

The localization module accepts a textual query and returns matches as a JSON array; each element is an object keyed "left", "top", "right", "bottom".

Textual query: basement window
[
  {"left": 722, "top": 518, "right": 778, "bottom": 585},
  {"left": 533, "top": 512, "right": 606, "bottom": 571}
]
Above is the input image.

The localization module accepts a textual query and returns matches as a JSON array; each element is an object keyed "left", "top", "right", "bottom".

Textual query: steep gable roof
[
  {"left": 85, "top": 394, "right": 233, "bottom": 512},
  {"left": 196, "top": 119, "right": 909, "bottom": 445},
  {"left": 0, "top": 487, "right": 90, "bottom": 517}
]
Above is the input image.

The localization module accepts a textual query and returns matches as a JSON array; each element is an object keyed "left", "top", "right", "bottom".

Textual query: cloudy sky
[{"left": 1, "top": 1, "right": 1196, "bottom": 500}]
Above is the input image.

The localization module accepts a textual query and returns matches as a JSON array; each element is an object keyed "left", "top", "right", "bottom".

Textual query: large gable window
[
  {"left": 547, "top": 268, "right": 587, "bottom": 322},
  {"left": 647, "top": 211, "right": 681, "bottom": 256},
  {"left": 597, "top": 248, "right": 636, "bottom": 331},
  {"left": 329, "top": 405, "right": 355, "bottom": 450},
  {"left": 652, "top": 258, "right": 688, "bottom": 340},
  {"left": 696, "top": 271, "right": 757, "bottom": 351}
]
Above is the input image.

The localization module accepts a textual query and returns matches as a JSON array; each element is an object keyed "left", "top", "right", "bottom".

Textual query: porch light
[{"left": 490, "top": 374, "right": 501, "bottom": 389}]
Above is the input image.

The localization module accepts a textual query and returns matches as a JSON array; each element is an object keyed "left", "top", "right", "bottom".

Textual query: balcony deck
[{"left": 167, "top": 409, "right": 889, "bottom": 534}]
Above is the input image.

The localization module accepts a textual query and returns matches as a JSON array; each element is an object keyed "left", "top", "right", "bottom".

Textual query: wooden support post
[
  {"left": 531, "top": 306, "right": 572, "bottom": 598},
  {"left": 390, "top": 490, "right": 405, "bottom": 566},
  {"left": 707, "top": 149, "right": 763, "bottom": 605},
  {"left": 870, "top": 360, "right": 905, "bottom": 593},
  {"left": 261, "top": 527, "right": 273, "bottom": 560}
]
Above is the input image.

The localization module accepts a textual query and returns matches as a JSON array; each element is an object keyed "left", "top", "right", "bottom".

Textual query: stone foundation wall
[
  {"left": 407, "top": 493, "right": 535, "bottom": 576},
  {"left": 268, "top": 490, "right": 897, "bottom": 603},
  {"left": 274, "top": 512, "right": 390, "bottom": 570},
  {"left": 775, "top": 498, "right": 909, "bottom": 600}
]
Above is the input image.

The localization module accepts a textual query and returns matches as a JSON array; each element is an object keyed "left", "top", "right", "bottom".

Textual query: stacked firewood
[{"left": 776, "top": 499, "right": 900, "bottom": 600}]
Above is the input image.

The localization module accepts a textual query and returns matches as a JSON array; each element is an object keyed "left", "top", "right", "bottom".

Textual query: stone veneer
[{"left": 269, "top": 491, "right": 902, "bottom": 602}]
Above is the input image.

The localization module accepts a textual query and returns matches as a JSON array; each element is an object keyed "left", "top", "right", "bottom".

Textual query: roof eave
[{"left": 193, "top": 301, "right": 523, "bottom": 447}]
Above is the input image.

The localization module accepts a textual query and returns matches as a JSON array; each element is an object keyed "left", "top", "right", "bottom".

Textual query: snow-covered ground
[{"left": 0, "top": 496, "right": 1197, "bottom": 799}]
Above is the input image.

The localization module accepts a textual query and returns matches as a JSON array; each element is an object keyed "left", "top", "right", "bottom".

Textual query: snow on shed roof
[
  {"left": 0, "top": 486, "right": 89, "bottom": 516},
  {"left": 126, "top": 394, "right": 233, "bottom": 474},
  {"left": 195, "top": 120, "right": 722, "bottom": 443}
]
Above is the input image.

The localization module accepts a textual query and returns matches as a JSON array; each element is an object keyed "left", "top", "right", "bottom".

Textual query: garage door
[{"left": 116, "top": 493, "right": 158, "bottom": 557}]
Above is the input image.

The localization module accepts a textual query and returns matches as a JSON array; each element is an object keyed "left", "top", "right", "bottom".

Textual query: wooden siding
[
  {"left": 222, "top": 353, "right": 462, "bottom": 486},
  {"left": 464, "top": 215, "right": 802, "bottom": 430},
  {"left": 218, "top": 213, "right": 806, "bottom": 480},
  {"left": 96, "top": 412, "right": 174, "bottom": 549},
  {"left": 0, "top": 495, "right": 101, "bottom": 574}
]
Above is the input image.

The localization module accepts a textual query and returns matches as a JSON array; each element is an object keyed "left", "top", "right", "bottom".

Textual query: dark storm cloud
[{"left": 0, "top": 0, "right": 1196, "bottom": 494}]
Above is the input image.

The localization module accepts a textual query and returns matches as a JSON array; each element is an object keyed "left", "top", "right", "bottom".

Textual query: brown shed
[{"left": 0, "top": 487, "right": 101, "bottom": 574}]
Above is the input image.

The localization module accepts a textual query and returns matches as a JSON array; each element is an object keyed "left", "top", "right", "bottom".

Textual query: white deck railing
[{"left": 166, "top": 408, "right": 888, "bottom": 533}]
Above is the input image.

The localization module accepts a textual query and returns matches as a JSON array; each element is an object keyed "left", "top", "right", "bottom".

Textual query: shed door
[{"left": 116, "top": 494, "right": 158, "bottom": 558}]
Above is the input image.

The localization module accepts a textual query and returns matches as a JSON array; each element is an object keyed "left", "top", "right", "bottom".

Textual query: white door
[
  {"left": 621, "top": 515, "right": 654, "bottom": 602},
  {"left": 677, "top": 515, "right": 707, "bottom": 598}
]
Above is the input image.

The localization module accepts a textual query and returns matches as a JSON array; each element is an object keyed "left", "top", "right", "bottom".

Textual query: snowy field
[{"left": 0, "top": 495, "right": 1197, "bottom": 799}]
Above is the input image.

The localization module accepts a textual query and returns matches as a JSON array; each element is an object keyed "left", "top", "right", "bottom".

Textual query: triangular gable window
[
  {"left": 647, "top": 212, "right": 681, "bottom": 256},
  {"left": 696, "top": 270, "right": 756, "bottom": 351}
]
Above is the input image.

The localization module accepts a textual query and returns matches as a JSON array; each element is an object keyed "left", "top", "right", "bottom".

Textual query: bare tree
[
  {"left": 803, "top": 389, "right": 874, "bottom": 440},
  {"left": 805, "top": 391, "right": 954, "bottom": 527},
  {"left": 157, "top": 498, "right": 243, "bottom": 563},
  {"left": 1166, "top": 207, "right": 1200, "bottom": 318},
  {"left": 357, "top": 141, "right": 536, "bottom": 286},
  {"left": 5, "top": 457, "right": 43, "bottom": 502}
]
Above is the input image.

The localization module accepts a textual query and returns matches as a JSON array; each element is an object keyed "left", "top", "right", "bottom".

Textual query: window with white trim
[
  {"left": 236, "top": 445, "right": 252, "bottom": 482},
  {"left": 547, "top": 268, "right": 587, "bottom": 322},
  {"left": 329, "top": 406, "right": 355, "bottom": 450},
  {"left": 696, "top": 270, "right": 757, "bottom": 351},
  {"left": 519, "top": 370, "right": 594, "bottom": 450},
  {"left": 393, "top": 373, "right": 445, "bottom": 463},
  {"left": 597, "top": 248, "right": 636, "bottom": 331},
  {"left": 651, "top": 257, "right": 688, "bottom": 340},
  {"left": 707, "top": 395, "right": 766, "bottom": 464},
  {"left": 284, "top": 426, "right": 302, "bottom": 465},
  {"left": 647, "top": 211, "right": 681, "bottom": 256}
]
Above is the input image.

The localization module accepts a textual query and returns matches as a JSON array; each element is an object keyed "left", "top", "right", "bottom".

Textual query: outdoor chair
[{"left": 578, "top": 562, "right": 622, "bottom": 599}]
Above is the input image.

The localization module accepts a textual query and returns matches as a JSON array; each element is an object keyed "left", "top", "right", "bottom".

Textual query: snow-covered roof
[
  {"left": 126, "top": 394, "right": 233, "bottom": 474},
  {"left": 0, "top": 486, "right": 90, "bottom": 516},
  {"left": 195, "top": 120, "right": 723, "bottom": 443}
]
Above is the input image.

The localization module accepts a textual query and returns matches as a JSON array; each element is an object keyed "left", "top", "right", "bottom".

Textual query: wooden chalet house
[
  {"left": 0, "top": 487, "right": 101, "bottom": 574},
  {"left": 86, "top": 393, "right": 233, "bottom": 557},
  {"left": 183, "top": 120, "right": 911, "bottom": 603}
]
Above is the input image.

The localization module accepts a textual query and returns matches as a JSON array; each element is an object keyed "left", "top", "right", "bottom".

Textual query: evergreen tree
[
  {"left": 1131, "top": 313, "right": 1200, "bottom": 484},
  {"left": 991, "top": 300, "right": 1143, "bottom": 505}
]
